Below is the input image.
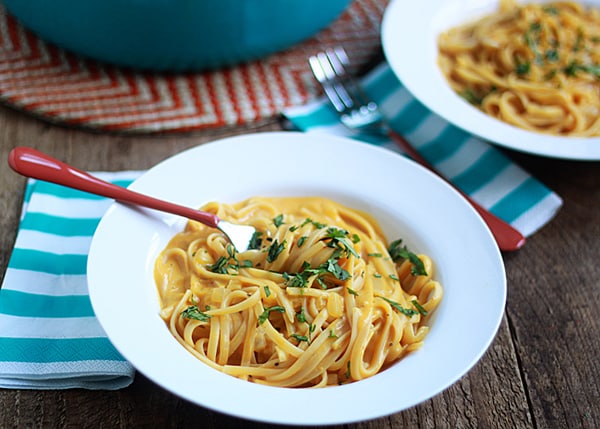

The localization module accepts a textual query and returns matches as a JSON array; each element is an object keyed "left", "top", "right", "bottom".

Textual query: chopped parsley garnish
[
  {"left": 516, "top": 60, "right": 531, "bottom": 75},
  {"left": 388, "top": 239, "right": 427, "bottom": 276},
  {"left": 248, "top": 231, "right": 263, "bottom": 250},
  {"left": 207, "top": 256, "right": 229, "bottom": 274},
  {"left": 273, "top": 214, "right": 284, "bottom": 227},
  {"left": 301, "top": 218, "right": 326, "bottom": 229},
  {"left": 284, "top": 252, "right": 351, "bottom": 289},
  {"left": 323, "top": 227, "right": 360, "bottom": 259},
  {"left": 377, "top": 296, "right": 419, "bottom": 317},
  {"left": 411, "top": 299, "right": 428, "bottom": 316},
  {"left": 460, "top": 89, "right": 486, "bottom": 105},
  {"left": 266, "top": 239, "right": 286, "bottom": 263},
  {"left": 564, "top": 61, "right": 600, "bottom": 78},
  {"left": 525, "top": 22, "right": 544, "bottom": 64},
  {"left": 291, "top": 333, "right": 309, "bottom": 343},
  {"left": 207, "top": 244, "right": 241, "bottom": 274},
  {"left": 258, "top": 305, "right": 285, "bottom": 325},
  {"left": 181, "top": 305, "right": 211, "bottom": 322},
  {"left": 347, "top": 287, "right": 358, "bottom": 296},
  {"left": 297, "top": 236, "right": 307, "bottom": 247},
  {"left": 296, "top": 308, "right": 307, "bottom": 323},
  {"left": 511, "top": 16, "right": 600, "bottom": 81},
  {"left": 263, "top": 285, "right": 271, "bottom": 297}
]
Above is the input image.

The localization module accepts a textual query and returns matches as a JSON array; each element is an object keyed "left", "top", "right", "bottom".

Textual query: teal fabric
[{"left": 0, "top": 172, "right": 138, "bottom": 390}]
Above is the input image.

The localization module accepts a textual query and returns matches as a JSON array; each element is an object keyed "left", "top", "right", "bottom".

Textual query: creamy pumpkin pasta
[
  {"left": 438, "top": 0, "right": 600, "bottom": 137},
  {"left": 154, "top": 197, "right": 442, "bottom": 387}
]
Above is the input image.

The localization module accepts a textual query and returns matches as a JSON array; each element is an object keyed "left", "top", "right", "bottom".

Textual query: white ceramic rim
[
  {"left": 88, "top": 132, "right": 506, "bottom": 425},
  {"left": 381, "top": 0, "right": 600, "bottom": 161}
]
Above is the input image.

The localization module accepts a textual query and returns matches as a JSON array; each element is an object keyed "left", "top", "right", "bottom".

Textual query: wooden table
[{"left": 0, "top": 104, "right": 598, "bottom": 429}]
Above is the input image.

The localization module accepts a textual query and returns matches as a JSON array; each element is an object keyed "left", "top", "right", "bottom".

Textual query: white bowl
[
  {"left": 87, "top": 132, "right": 506, "bottom": 425},
  {"left": 381, "top": 0, "right": 600, "bottom": 160}
]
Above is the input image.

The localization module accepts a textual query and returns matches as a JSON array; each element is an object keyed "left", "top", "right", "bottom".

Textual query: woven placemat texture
[{"left": 0, "top": 0, "right": 387, "bottom": 133}]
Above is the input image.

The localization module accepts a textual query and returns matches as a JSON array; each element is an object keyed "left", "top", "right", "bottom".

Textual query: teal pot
[{"left": 2, "top": 0, "right": 352, "bottom": 71}]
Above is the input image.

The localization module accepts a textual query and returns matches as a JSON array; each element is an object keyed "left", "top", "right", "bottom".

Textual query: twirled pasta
[
  {"left": 154, "top": 197, "right": 442, "bottom": 387},
  {"left": 438, "top": 0, "right": 600, "bottom": 137}
]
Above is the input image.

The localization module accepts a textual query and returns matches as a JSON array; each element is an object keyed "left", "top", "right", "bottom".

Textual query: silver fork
[{"left": 308, "top": 47, "right": 525, "bottom": 252}]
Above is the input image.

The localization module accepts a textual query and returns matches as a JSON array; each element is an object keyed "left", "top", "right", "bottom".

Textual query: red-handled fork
[{"left": 309, "top": 47, "right": 525, "bottom": 252}]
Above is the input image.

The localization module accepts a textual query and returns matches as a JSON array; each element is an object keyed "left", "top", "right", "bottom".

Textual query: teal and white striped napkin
[
  {"left": 284, "top": 63, "right": 563, "bottom": 237},
  {"left": 0, "top": 172, "right": 138, "bottom": 390}
]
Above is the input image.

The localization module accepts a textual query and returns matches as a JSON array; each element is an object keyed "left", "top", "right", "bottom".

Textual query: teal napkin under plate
[
  {"left": 0, "top": 172, "right": 138, "bottom": 390},
  {"left": 285, "top": 63, "right": 563, "bottom": 237},
  {"left": 0, "top": 63, "right": 562, "bottom": 391}
]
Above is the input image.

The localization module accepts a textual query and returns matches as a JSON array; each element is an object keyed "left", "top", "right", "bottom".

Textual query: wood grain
[{"left": 0, "top": 104, "right": 598, "bottom": 429}]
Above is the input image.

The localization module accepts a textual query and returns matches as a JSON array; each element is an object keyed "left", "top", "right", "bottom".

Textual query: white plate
[
  {"left": 381, "top": 0, "right": 600, "bottom": 161},
  {"left": 88, "top": 132, "right": 506, "bottom": 425}
]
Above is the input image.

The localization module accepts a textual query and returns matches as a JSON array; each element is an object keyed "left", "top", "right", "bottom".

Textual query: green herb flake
[
  {"left": 347, "top": 287, "right": 358, "bottom": 296},
  {"left": 263, "top": 285, "right": 271, "bottom": 298},
  {"left": 266, "top": 239, "right": 286, "bottom": 263},
  {"left": 460, "top": 89, "right": 485, "bottom": 105},
  {"left": 388, "top": 239, "right": 428, "bottom": 276},
  {"left": 296, "top": 308, "right": 307, "bottom": 323},
  {"left": 297, "top": 236, "right": 307, "bottom": 247},
  {"left": 411, "top": 299, "right": 428, "bottom": 316},
  {"left": 291, "top": 333, "right": 309, "bottom": 343},
  {"left": 248, "top": 231, "right": 263, "bottom": 250},
  {"left": 181, "top": 305, "right": 211, "bottom": 322},
  {"left": 258, "top": 305, "right": 285, "bottom": 325},
  {"left": 545, "top": 49, "right": 559, "bottom": 62},
  {"left": 301, "top": 218, "right": 326, "bottom": 229},
  {"left": 542, "top": 5, "right": 558, "bottom": 15},
  {"left": 273, "top": 214, "right": 284, "bottom": 227},
  {"left": 516, "top": 60, "right": 531, "bottom": 75},
  {"left": 207, "top": 256, "right": 229, "bottom": 274},
  {"left": 377, "top": 296, "right": 419, "bottom": 317}
]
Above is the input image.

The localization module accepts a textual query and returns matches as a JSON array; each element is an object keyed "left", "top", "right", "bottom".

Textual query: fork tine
[
  {"left": 309, "top": 52, "right": 355, "bottom": 113},
  {"left": 325, "top": 47, "right": 373, "bottom": 109},
  {"left": 309, "top": 55, "right": 344, "bottom": 112},
  {"left": 310, "top": 46, "right": 384, "bottom": 130}
]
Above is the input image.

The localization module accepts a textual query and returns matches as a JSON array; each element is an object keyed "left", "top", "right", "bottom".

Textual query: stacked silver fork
[{"left": 308, "top": 47, "right": 525, "bottom": 252}]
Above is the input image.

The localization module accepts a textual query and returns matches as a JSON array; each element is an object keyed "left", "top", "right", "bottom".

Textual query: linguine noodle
[
  {"left": 438, "top": 0, "right": 600, "bottom": 137},
  {"left": 154, "top": 197, "right": 442, "bottom": 387}
]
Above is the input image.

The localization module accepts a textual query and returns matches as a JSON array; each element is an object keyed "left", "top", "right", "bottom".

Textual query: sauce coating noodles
[
  {"left": 154, "top": 197, "right": 442, "bottom": 387},
  {"left": 438, "top": 0, "right": 600, "bottom": 137}
]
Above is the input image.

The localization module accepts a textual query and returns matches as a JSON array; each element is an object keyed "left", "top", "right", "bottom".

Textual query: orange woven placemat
[{"left": 0, "top": 0, "right": 387, "bottom": 133}]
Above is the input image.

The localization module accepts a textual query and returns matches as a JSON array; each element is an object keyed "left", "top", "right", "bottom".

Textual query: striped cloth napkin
[
  {"left": 0, "top": 173, "right": 138, "bottom": 390},
  {"left": 285, "top": 63, "right": 563, "bottom": 237},
  {"left": 0, "top": 63, "right": 562, "bottom": 390}
]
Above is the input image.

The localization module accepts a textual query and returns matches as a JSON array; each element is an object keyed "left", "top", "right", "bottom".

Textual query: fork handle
[
  {"left": 8, "top": 146, "right": 221, "bottom": 228},
  {"left": 387, "top": 130, "right": 526, "bottom": 252}
]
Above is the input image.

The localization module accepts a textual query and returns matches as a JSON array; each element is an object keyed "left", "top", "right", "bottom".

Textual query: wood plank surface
[{"left": 0, "top": 104, "right": 598, "bottom": 428}]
